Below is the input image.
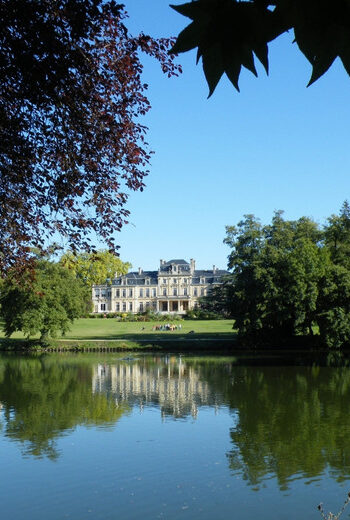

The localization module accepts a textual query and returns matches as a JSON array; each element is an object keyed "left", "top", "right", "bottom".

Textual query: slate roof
[
  {"left": 113, "top": 271, "right": 158, "bottom": 286},
  {"left": 192, "top": 270, "right": 229, "bottom": 284},
  {"left": 108, "top": 261, "right": 229, "bottom": 286},
  {"left": 163, "top": 259, "right": 188, "bottom": 265},
  {"left": 159, "top": 259, "right": 191, "bottom": 273}
]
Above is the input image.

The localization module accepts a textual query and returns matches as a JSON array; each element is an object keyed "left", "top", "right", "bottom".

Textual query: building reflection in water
[{"left": 92, "top": 356, "right": 223, "bottom": 420}]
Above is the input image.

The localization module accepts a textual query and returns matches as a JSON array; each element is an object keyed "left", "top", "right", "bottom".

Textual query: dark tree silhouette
[
  {"left": 171, "top": 0, "right": 350, "bottom": 96},
  {"left": 0, "top": 1, "right": 181, "bottom": 274}
]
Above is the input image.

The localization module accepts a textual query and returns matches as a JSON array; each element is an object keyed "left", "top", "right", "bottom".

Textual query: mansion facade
[{"left": 92, "top": 258, "right": 228, "bottom": 315}]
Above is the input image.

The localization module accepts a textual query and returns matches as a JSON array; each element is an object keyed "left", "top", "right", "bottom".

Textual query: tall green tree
[
  {"left": 324, "top": 201, "right": 350, "bottom": 269},
  {"left": 317, "top": 263, "right": 350, "bottom": 348},
  {"left": 0, "top": 260, "right": 87, "bottom": 340},
  {"left": 60, "top": 250, "right": 131, "bottom": 286},
  {"left": 223, "top": 212, "right": 326, "bottom": 345},
  {"left": 224, "top": 214, "right": 265, "bottom": 341}
]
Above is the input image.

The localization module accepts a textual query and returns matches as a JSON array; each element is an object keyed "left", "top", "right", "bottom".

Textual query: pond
[{"left": 0, "top": 352, "right": 350, "bottom": 520}]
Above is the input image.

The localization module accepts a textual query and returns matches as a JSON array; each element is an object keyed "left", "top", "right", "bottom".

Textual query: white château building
[{"left": 92, "top": 258, "right": 228, "bottom": 314}]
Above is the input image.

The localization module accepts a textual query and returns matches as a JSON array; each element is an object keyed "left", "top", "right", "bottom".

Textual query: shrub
[{"left": 185, "top": 309, "right": 222, "bottom": 320}]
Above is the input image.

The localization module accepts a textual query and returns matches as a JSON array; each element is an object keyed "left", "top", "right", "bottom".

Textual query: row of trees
[
  {"left": 202, "top": 202, "right": 350, "bottom": 348},
  {"left": 0, "top": 251, "right": 130, "bottom": 340}
]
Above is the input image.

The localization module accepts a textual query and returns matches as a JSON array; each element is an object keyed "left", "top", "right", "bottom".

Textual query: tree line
[
  {"left": 0, "top": 251, "right": 130, "bottom": 341},
  {"left": 201, "top": 202, "right": 350, "bottom": 348}
]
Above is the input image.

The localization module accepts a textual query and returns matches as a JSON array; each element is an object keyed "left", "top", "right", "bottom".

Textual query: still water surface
[{"left": 1, "top": 353, "right": 350, "bottom": 519}]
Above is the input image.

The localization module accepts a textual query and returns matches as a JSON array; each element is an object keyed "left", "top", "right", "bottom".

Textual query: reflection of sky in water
[{"left": 1, "top": 355, "right": 350, "bottom": 520}]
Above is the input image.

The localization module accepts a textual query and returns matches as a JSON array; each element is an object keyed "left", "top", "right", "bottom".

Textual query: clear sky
[{"left": 105, "top": 1, "right": 350, "bottom": 272}]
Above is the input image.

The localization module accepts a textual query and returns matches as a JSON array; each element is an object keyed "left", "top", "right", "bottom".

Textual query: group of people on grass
[{"left": 151, "top": 323, "right": 182, "bottom": 331}]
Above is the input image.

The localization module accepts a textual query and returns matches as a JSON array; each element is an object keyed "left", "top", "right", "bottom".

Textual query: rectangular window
[
  {"left": 201, "top": 288, "right": 205, "bottom": 296},
  {"left": 183, "top": 278, "right": 187, "bottom": 284},
  {"left": 139, "top": 288, "right": 143, "bottom": 297},
  {"left": 163, "top": 279, "right": 167, "bottom": 284},
  {"left": 194, "top": 288, "right": 198, "bottom": 297},
  {"left": 129, "top": 302, "right": 133, "bottom": 311},
  {"left": 122, "top": 289, "right": 126, "bottom": 298},
  {"left": 101, "top": 303, "right": 106, "bottom": 311},
  {"left": 184, "top": 288, "right": 188, "bottom": 296},
  {"left": 163, "top": 288, "right": 167, "bottom": 296},
  {"left": 116, "top": 302, "right": 120, "bottom": 311},
  {"left": 146, "top": 288, "right": 150, "bottom": 297},
  {"left": 95, "top": 290, "right": 100, "bottom": 298},
  {"left": 116, "top": 289, "right": 120, "bottom": 298},
  {"left": 152, "top": 301, "right": 157, "bottom": 309},
  {"left": 152, "top": 288, "right": 156, "bottom": 297},
  {"left": 139, "top": 302, "right": 144, "bottom": 312},
  {"left": 173, "top": 288, "right": 177, "bottom": 296},
  {"left": 129, "top": 289, "right": 133, "bottom": 297},
  {"left": 173, "top": 278, "right": 177, "bottom": 284},
  {"left": 122, "top": 302, "right": 127, "bottom": 311}
]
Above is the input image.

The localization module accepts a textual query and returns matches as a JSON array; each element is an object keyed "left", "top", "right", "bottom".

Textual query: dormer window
[
  {"left": 200, "top": 277, "right": 205, "bottom": 284},
  {"left": 146, "top": 278, "right": 150, "bottom": 285}
]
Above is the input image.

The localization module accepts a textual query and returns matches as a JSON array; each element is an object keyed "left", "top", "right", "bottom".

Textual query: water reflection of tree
[
  {"left": 220, "top": 366, "right": 350, "bottom": 490},
  {"left": 179, "top": 360, "right": 350, "bottom": 489},
  {"left": 0, "top": 357, "right": 129, "bottom": 459},
  {"left": 2, "top": 353, "right": 350, "bottom": 486}
]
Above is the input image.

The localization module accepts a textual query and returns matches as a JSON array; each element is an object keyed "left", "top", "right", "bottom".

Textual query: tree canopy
[
  {"left": 0, "top": 1, "right": 181, "bottom": 274},
  {"left": 207, "top": 202, "right": 350, "bottom": 348},
  {"left": 0, "top": 260, "right": 87, "bottom": 340},
  {"left": 60, "top": 250, "right": 131, "bottom": 286},
  {"left": 170, "top": 0, "right": 350, "bottom": 96}
]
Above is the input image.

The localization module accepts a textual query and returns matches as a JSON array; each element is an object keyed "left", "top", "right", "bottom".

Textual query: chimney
[
  {"left": 138, "top": 267, "right": 142, "bottom": 275},
  {"left": 160, "top": 259, "right": 164, "bottom": 266},
  {"left": 213, "top": 265, "right": 217, "bottom": 274},
  {"left": 190, "top": 258, "right": 196, "bottom": 273}
]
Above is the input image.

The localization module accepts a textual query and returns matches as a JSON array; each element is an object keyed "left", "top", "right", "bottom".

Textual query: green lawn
[{"left": 0, "top": 319, "right": 236, "bottom": 341}]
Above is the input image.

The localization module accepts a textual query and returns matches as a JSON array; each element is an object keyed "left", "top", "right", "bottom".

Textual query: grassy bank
[
  {"left": 0, "top": 318, "right": 235, "bottom": 340},
  {"left": 0, "top": 319, "right": 238, "bottom": 352}
]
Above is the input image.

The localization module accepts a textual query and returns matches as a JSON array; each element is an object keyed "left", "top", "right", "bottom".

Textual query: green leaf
[
  {"left": 307, "top": 49, "right": 337, "bottom": 86},
  {"left": 202, "top": 42, "right": 225, "bottom": 97},
  {"left": 170, "top": 1, "right": 211, "bottom": 21},
  {"left": 170, "top": 20, "right": 206, "bottom": 54},
  {"left": 224, "top": 58, "right": 241, "bottom": 92},
  {"left": 240, "top": 45, "right": 257, "bottom": 76},
  {"left": 340, "top": 47, "right": 350, "bottom": 76},
  {"left": 253, "top": 42, "right": 269, "bottom": 74}
]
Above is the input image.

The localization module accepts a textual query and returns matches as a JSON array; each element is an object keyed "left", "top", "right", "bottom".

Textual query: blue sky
[{"left": 106, "top": 1, "right": 350, "bottom": 271}]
